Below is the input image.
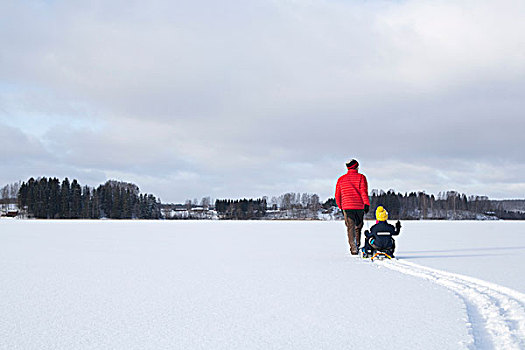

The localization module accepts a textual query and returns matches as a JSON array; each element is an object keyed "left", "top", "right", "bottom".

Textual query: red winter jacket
[{"left": 335, "top": 169, "right": 370, "bottom": 210}]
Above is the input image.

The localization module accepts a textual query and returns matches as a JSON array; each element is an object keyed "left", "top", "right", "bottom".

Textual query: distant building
[
  {"left": 1, "top": 209, "right": 19, "bottom": 218},
  {"left": 5, "top": 210, "right": 19, "bottom": 217}
]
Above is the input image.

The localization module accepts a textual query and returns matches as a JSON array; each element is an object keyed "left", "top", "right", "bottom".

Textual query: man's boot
[{"left": 348, "top": 232, "right": 357, "bottom": 254}]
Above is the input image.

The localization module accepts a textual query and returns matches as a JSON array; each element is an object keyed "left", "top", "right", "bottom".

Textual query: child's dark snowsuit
[{"left": 364, "top": 221, "right": 400, "bottom": 256}]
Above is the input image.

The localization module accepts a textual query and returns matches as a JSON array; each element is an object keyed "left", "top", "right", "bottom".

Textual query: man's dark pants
[{"left": 343, "top": 209, "right": 364, "bottom": 254}]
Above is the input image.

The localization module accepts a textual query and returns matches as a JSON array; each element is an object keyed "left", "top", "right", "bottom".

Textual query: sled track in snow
[{"left": 377, "top": 259, "right": 525, "bottom": 350}]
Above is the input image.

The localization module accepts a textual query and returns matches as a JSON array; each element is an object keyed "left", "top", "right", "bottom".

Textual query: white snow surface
[{"left": 1, "top": 220, "right": 524, "bottom": 349}]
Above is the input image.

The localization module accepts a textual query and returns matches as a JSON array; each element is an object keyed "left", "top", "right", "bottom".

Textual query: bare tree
[
  {"left": 201, "top": 196, "right": 211, "bottom": 210},
  {"left": 281, "top": 193, "right": 293, "bottom": 210},
  {"left": 301, "top": 193, "right": 310, "bottom": 209},
  {"left": 309, "top": 194, "right": 320, "bottom": 211},
  {"left": 0, "top": 185, "right": 8, "bottom": 211}
]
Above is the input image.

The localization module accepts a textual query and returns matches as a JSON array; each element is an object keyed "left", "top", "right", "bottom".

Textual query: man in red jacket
[{"left": 335, "top": 159, "right": 370, "bottom": 255}]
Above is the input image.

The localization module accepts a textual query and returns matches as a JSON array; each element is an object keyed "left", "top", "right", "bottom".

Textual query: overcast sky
[{"left": 1, "top": 0, "right": 525, "bottom": 202}]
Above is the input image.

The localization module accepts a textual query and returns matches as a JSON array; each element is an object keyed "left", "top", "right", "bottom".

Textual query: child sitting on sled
[{"left": 362, "top": 206, "right": 401, "bottom": 258}]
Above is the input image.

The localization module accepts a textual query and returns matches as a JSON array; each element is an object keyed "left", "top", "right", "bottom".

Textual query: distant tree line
[
  {"left": 189, "top": 190, "right": 525, "bottom": 220},
  {"left": 324, "top": 190, "right": 525, "bottom": 220},
  {"left": 268, "top": 192, "right": 321, "bottom": 211},
  {"left": 264, "top": 192, "right": 321, "bottom": 219},
  {"left": 215, "top": 198, "right": 267, "bottom": 219},
  {"left": 367, "top": 190, "right": 493, "bottom": 220},
  {"left": 5, "top": 176, "right": 525, "bottom": 220},
  {"left": 18, "top": 177, "right": 161, "bottom": 219}
]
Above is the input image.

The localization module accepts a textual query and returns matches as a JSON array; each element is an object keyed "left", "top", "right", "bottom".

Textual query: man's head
[
  {"left": 346, "top": 159, "right": 359, "bottom": 170},
  {"left": 376, "top": 206, "right": 388, "bottom": 221}
]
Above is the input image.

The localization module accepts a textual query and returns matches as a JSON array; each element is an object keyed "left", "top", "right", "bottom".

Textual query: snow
[
  {"left": 1, "top": 220, "right": 524, "bottom": 349},
  {"left": 394, "top": 221, "right": 525, "bottom": 292}
]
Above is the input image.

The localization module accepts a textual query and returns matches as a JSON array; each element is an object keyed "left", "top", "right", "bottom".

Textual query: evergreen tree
[
  {"left": 70, "top": 179, "right": 82, "bottom": 219},
  {"left": 49, "top": 178, "right": 60, "bottom": 218},
  {"left": 60, "top": 178, "right": 71, "bottom": 218}
]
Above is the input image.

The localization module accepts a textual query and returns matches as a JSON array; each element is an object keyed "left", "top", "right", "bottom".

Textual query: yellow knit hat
[{"left": 376, "top": 206, "right": 388, "bottom": 221}]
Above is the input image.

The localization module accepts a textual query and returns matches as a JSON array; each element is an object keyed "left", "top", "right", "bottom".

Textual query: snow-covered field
[{"left": 1, "top": 220, "right": 524, "bottom": 349}]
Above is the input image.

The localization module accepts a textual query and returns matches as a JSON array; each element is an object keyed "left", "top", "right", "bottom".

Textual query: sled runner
[
  {"left": 370, "top": 251, "right": 392, "bottom": 261},
  {"left": 360, "top": 247, "right": 394, "bottom": 261}
]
